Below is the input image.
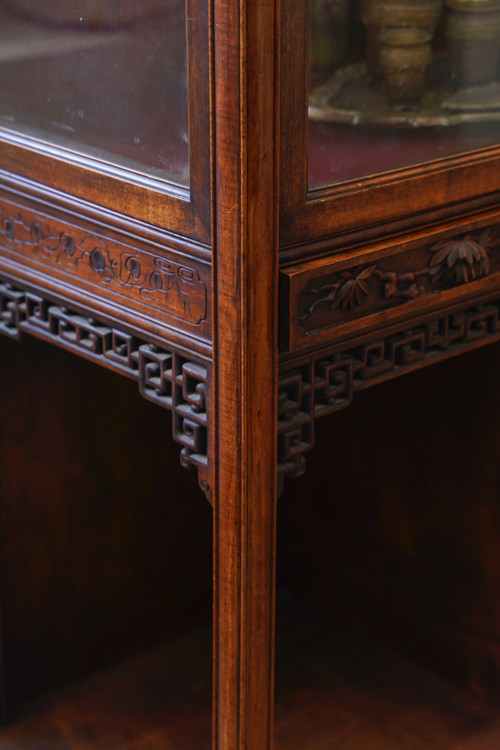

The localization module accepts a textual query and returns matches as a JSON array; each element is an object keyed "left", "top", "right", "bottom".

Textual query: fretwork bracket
[
  {"left": 0, "top": 278, "right": 212, "bottom": 502},
  {"left": 278, "top": 295, "right": 500, "bottom": 494}
]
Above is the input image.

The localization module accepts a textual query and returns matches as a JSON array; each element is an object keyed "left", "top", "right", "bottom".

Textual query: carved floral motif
[
  {"left": 0, "top": 204, "right": 208, "bottom": 325},
  {"left": 300, "top": 227, "right": 499, "bottom": 325},
  {"left": 429, "top": 227, "right": 495, "bottom": 284}
]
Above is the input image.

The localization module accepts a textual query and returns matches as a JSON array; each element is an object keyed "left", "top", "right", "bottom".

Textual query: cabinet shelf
[
  {"left": 2, "top": 600, "right": 500, "bottom": 750},
  {"left": 275, "top": 597, "right": 500, "bottom": 750},
  {"left": 0, "top": 628, "right": 212, "bottom": 749}
]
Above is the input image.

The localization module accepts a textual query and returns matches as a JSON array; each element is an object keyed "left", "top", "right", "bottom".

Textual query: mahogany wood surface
[
  {"left": 274, "top": 596, "right": 500, "bottom": 750},
  {"left": 212, "top": 0, "right": 279, "bottom": 747},
  {"left": 4, "top": 597, "right": 500, "bottom": 750},
  {"left": 2, "top": 1, "right": 500, "bottom": 749},
  {"left": 280, "top": 210, "right": 500, "bottom": 352},
  {"left": 0, "top": 628, "right": 212, "bottom": 749}
]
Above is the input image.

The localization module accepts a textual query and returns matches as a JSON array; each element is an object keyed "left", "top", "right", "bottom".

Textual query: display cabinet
[{"left": 1, "top": 0, "right": 500, "bottom": 748}]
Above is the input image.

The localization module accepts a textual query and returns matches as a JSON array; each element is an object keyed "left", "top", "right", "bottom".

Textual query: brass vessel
[
  {"left": 446, "top": 0, "right": 500, "bottom": 86},
  {"left": 362, "top": 0, "right": 442, "bottom": 74},
  {"left": 379, "top": 27, "right": 433, "bottom": 105}
]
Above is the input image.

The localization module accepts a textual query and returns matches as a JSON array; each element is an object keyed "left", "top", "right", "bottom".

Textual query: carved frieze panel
[
  {"left": 281, "top": 221, "right": 500, "bottom": 350},
  {"left": 0, "top": 195, "right": 210, "bottom": 337},
  {"left": 278, "top": 296, "right": 500, "bottom": 490},
  {"left": 0, "top": 278, "right": 212, "bottom": 501}
]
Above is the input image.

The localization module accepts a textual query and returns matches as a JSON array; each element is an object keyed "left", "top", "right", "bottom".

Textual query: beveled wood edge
[
  {"left": 212, "top": 0, "right": 279, "bottom": 748},
  {"left": 277, "top": 289, "right": 500, "bottom": 491},
  {"left": 0, "top": 0, "right": 211, "bottom": 244},
  {"left": 279, "top": 0, "right": 500, "bottom": 252},
  {"left": 0, "top": 273, "right": 213, "bottom": 500},
  {"left": 281, "top": 155, "right": 500, "bottom": 248}
]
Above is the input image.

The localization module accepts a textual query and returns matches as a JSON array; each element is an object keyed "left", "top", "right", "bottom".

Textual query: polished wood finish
[
  {"left": 280, "top": 342, "right": 500, "bottom": 701},
  {"left": 0, "top": 627, "right": 212, "bottom": 749},
  {"left": 213, "top": 0, "right": 278, "bottom": 747},
  {"left": 0, "top": 336, "right": 212, "bottom": 714},
  {"left": 1, "top": 1, "right": 500, "bottom": 748},
  {"left": 274, "top": 596, "right": 500, "bottom": 750},
  {"left": 281, "top": 211, "right": 500, "bottom": 351},
  {"left": 4, "top": 596, "right": 500, "bottom": 750},
  {"left": 0, "top": 186, "right": 212, "bottom": 350}
]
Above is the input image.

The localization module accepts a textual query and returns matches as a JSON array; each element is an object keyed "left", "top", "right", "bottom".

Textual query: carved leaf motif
[
  {"left": 336, "top": 265, "right": 377, "bottom": 310},
  {"left": 430, "top": 231, "right": 495, "bottom": 284},
  {"left": 303, "top": 264, "right": 377, "bottom": 319}
]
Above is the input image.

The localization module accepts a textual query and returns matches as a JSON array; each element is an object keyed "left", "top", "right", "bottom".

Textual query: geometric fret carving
[
  {"left": 279, "top": 297, "right": 500, "bottom": 492},
  {"left": 0, "top": 278, "right": 212, "bottom": 501},
  {"left": 7, "top": 283, "right": 500, "bottom": 499}
]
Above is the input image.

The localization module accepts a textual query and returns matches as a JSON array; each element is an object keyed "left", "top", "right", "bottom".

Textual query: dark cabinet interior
[
  {"left": 275, "top": 340, "right": 500, "bottom": 747},
  {"left": 0, "top": 336, "right": 212, "bottom": 746},
  {"left": 2, "top": 334, "right": 500, "bottom": 747}
]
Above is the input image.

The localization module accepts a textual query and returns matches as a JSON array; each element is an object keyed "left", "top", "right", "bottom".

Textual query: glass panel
[
  {"left": 0, "top": 0, "right": 189, "bottom": 187},
  {"left": 309, "top": 0, "right": 500, "bottom": 190}
]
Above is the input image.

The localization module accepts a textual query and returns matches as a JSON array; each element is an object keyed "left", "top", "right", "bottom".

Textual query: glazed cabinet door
[
  {"left": 281, "top": 0, "right": 500, "bottom": 250},
  {"left": 279, "top": 0, "right": 500, "bottom": 355},
  {"left": 0, "top": 0, "right": 210, "bottom": 239}
]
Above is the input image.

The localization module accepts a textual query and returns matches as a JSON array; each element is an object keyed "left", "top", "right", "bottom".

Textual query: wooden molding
[
  {"left": 0, "top": 199, "right": 208, "bottom": 324},
  {"left": 213, "top": 0, "right": 279, "bottom": 746},
  {"left": 0, "top": 193, "right": 212, "bottom": 347}
]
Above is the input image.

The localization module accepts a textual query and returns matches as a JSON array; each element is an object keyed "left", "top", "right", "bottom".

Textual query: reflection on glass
[
  {"left": 0, "top": 0, "right": 189, "bottom": 186},
  {"left": 309, "top": 0, "right": 500, "bottom": 190}
]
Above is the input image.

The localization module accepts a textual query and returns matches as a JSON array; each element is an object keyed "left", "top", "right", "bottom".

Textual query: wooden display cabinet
[{"left": 1, "top": 0, "right": 500, "bottom": 747}]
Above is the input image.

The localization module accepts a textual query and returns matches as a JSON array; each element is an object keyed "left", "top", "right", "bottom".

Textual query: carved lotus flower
[{"left": 430, "top": 229, "right": 496, "bottom": 284}]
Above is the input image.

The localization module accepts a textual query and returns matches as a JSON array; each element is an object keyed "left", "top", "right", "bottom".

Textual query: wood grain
[
  {"left": 213, "top": 0, "right": 279, "bottom": 746},
  {"left": 274, "top": 595, "right": 500, "bottom": 750},
  {"left": 281, "top": 212, "right": 500, "bottom": 351}
]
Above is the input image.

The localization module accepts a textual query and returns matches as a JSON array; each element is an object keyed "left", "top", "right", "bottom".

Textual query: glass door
[
  {"left": 309, "top": 0, "right": 500, "bottom": 190},
  {"left": 280, "top": 0, "right": 500, "bottom": 248},
  {"left": 0, "top": 0, "right": 210, "bottom": 239}
]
